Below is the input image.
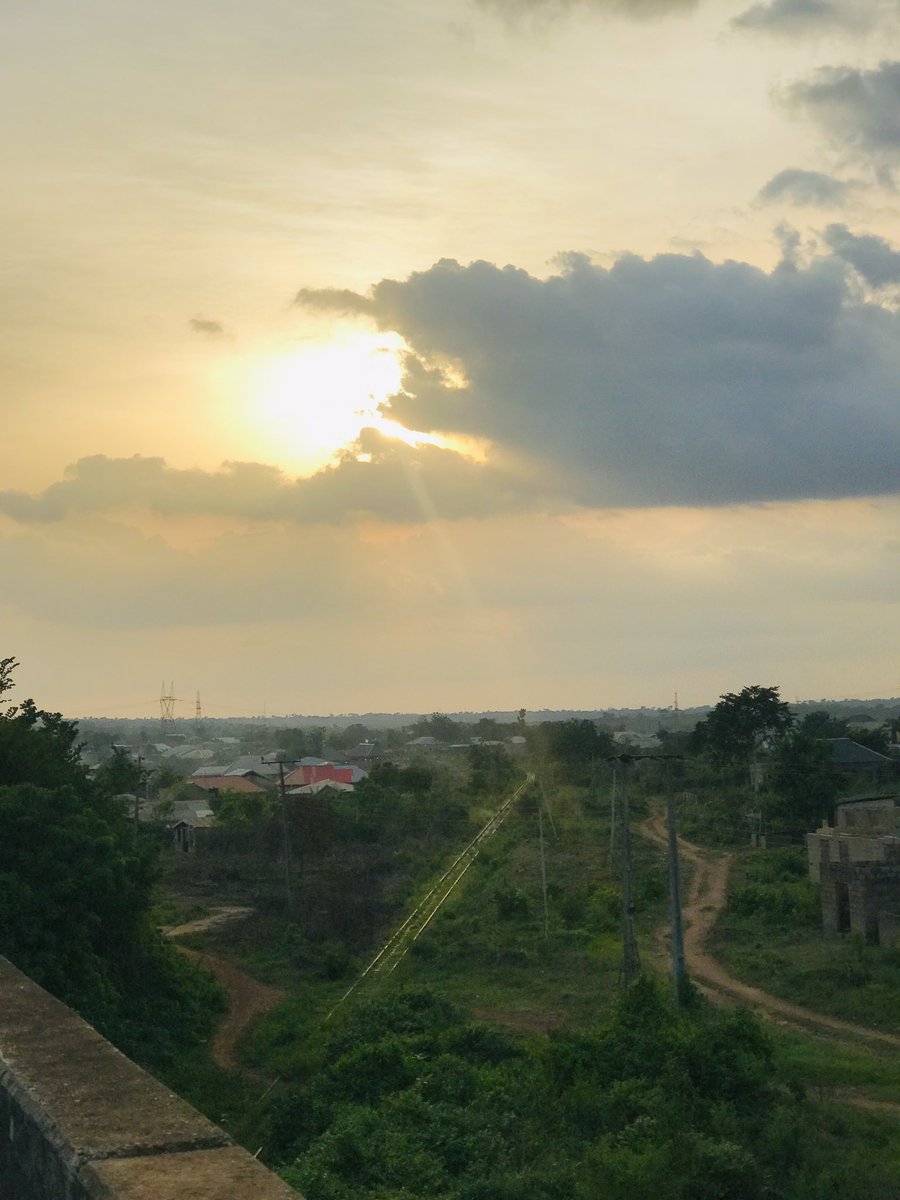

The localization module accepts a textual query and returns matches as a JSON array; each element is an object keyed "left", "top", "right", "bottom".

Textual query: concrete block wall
[{"left": 0, "top": 957, "right": 300, "bottom": 1199}]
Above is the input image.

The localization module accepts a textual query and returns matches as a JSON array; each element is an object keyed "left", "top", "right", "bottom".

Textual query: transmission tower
[
  {"left": 195, "top": 690, "right": 202, "bottom": 720},
  {"left": 160, "top": 681, "right": 176, "bottom": 729}
]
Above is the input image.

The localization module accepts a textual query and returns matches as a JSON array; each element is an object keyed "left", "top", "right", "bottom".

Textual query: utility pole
[
  {"left": 274, "top": 758, "right": 293, "bottom": 910},
  {"left": 538, "top": 804, "right": 549, "bottom": 939},
  {"left": 665, "top": 765, "right": 688, "bottom": 1006},
  {"left": 134, "top": 754, "right": 144, "bottom": 842},
  {"left": 538, "top": 772, "right": 557, "bottom": 838},
  {"left": 619, "top": 756, "right": 641, "bottom": 985},
  {"left": 609, "top": 766, "right": 617, "bottom": 866}
]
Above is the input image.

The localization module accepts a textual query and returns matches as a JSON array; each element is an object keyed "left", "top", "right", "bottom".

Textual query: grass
[
  {"left": 768, "top": 1026, "right": 900, "bottom": 1105},
  {"left": 711, "top": 847, "right": 900, "bottom": 1034},
  {"left": 378, "top": 796, "right": 672, "bottom": 1032},
  {"left": 182, "top": 784, "right": 673, "bottom": 1079},
  {"left": 156, "top": 1045, "right": 272, "bottom": 1150}
]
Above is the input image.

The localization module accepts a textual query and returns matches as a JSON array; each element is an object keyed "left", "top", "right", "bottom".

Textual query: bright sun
[{"left": 235, "top": 331, "right": 440, "bottom": 474}]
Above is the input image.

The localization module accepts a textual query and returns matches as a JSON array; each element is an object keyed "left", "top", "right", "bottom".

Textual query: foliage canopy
[
  {"left": 691, "top": 685, "right": 794, "bottom": 764},
  {"left": 0, "top": 657, "right": 222, "bottom": 1068}
]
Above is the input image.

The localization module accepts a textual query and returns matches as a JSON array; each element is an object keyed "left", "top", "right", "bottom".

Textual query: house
[
  {"left": 225, "top": 755, "right": 282, "bottom": 781},
  {"left": 191, "top": 764, "right": 231, "bottom": 779},
  {"left": 143, "top": 797, "right": 215, "bottom": 851},
  {"left": 283, "top": 760, "right": 367, "bottom": 788},
  {"left": 190, "top": 774, "right": 268, "bottom": 795},
  {"left": 346, "top": 741, "right": 381, "bottom": 767},
  {"left": 288, "top": 779, "right": 356, "bottom": 797},
  {"left": 807, "top": 794, "right": 899, "bottom": 946},
  {"left": 170, "top": 814, "right": 214, "bottom": 851},
  {"left": 828, "top": 738, "right": 893, "bottom": 785}
]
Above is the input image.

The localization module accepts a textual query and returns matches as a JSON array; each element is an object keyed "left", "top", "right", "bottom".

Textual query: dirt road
[
  {"left": 165, "top": 908, "right": 285, "bottom": 1073},
  {"left": 640, "top": 814, "right": 900, "bottom": 1051}
]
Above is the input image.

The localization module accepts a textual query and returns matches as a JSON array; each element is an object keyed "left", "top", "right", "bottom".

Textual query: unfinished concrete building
[{"left": 807, "top": 795, "right": 900, "bottom": 946}]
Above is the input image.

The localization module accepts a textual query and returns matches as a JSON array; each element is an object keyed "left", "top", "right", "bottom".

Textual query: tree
[
  {"left": 767, "top": 730, "right": 840, "bottom": 830},
  {"left": 533, "top": 718, "right": 615, "bottom": 784},
  {"left": 691, "top": 685, "right": 794, "bottom": 763},
  {"left": 798, "top": 710, "right": 848, "bottom": 739},
  {"left": 846, "top": 725, "right": 891, "bottom": 755},
  {"left": 410, "top": 712, "right": 460, "bottom": 743},
  {"left": 0, "top": 658, "right": 222, "bottom": 1068},
  {"left": 94, "top": 747, "right": 145, "bottom": 796}
]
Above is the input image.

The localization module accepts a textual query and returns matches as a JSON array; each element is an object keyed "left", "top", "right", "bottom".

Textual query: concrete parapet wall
[{"left": 0, "top": 957, "right": 299, "bottom": 1199}]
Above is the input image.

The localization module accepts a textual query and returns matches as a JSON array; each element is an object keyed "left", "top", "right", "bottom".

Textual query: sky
[{"left": 2, "top": 0, "right": 899, "bottom": 718}]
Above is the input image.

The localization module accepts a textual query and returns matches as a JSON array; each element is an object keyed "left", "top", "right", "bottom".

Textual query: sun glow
[{"left": 233, "top": 331, "right": 444, "bottom": 474}]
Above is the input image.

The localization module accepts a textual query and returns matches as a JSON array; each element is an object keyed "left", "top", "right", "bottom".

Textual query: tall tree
[{"left": 691, "top": 685, "right": 794, "bottom": 763}]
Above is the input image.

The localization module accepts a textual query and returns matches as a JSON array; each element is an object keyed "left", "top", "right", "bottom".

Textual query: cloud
[
  {"left": 786, "top": 61, "right": 900, "bottom": 172},
  {"left": 294, "top": 288, "right": 375, "bottom": 317},
  {"left": 0, "top": 441, "right": 544, "bottom": 526},
  {"left": 757, "top": 168, "right": 854, "bottom": 206},
  {"left": 734, "top": 0, "right": 885, "bottom": 35},
  {"left": 823, "top": 223, "right": 900, "bottom": 286},
  {"left": 477, "top": 0, "right": 696, "bottom": 14},
  {"left": 188, "top": 316, "right": 228, "bottom": 337},
  {"left": 8, "top": 240, "right": 900, "bottom": 527},
  {"left": 302, "top": 247, "right": 900, "bottom": 508}
]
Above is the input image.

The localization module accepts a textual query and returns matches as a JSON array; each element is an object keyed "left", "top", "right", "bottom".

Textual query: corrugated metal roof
[
  {"left": 829, "top": 738, "right": 891, "bottom": 765},
  {"left": 288, "top": 780, "right": 355, "bottom": 795},
  {"left": 191, "top": 775, "right": 267, "bottom": 793}
]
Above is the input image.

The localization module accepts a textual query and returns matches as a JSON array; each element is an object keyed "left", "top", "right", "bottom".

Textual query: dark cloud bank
[
  {"left": 734, "top": 0, "right": 885, "bottom": 36},
  {"left": 4, "top": 242, "right": 900, "bottom": 525},
  {"left": 300, "top": 246, "right": 900, "bottom": 509}
]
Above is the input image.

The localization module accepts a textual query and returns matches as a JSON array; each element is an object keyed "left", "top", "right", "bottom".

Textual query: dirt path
[
  {"left": 640, "top": 814, "right": 900, "bottom": 1051},
  {"left": 164, "top": 907, "right": 285, "bottom": 1073},
  {"left": 162, "top": 905, "right": 256, "bottom": 939}
]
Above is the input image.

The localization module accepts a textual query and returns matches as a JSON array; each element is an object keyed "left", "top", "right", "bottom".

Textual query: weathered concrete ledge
[{"left": 0, "top": 956, "right": 299, "bottom": 1199}]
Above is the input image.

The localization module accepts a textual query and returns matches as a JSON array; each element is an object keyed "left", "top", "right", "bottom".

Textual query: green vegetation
[
  {"left": 690, "top": 685, "right": 794, "bottom": 764},
  {"left": 711, "top": 848, "right": 900, "bottom": 1034},
  {"left": 263, "top": 982, "right": 898, "bottom": 1200},
  {"left": 769, "top": 1027, "right": 900, "bottom": 1105},
  {"left": 5, "top": 658, "right": 897, "bottom": 1199},
  {"left": 0, "top": 657, "right": 223, "bottom": 1072}
]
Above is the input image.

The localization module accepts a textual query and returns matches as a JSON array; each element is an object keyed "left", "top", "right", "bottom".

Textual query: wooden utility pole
[
  {"left": 609, "top": 766, "right": 617, "bottom": 866},
  {"left": 619, "top": 757, "right": 641, "bottom": 984},
  {"left": 665, "top": 766, "right": 688, "bottom": 1006},
  {"left": 275, "top": 759, "right": 293, "bottom": 909},
  {"left": 538, "top": 804, "right": 549, "bottom": 939},
  {"left": 134, "top": 754, "right": 144, "bottom": 842}
]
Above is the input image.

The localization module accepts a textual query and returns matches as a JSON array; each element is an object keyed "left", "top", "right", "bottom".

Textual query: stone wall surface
[
  {"left": 808, "top": 834, "right": 900, "bottom": 945},
  {"left": 0, "top": 957, "right": 299, "bottom": 1199}
]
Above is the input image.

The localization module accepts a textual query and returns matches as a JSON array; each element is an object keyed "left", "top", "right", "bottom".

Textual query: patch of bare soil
[
  {"left": 162, "top": 905, "right": 256, "bottom": 939},
  {"left": 165, "top": 907, "right": 284, "bottom": 1074},
  {"left": 180, "top": 947, "right": 285, "bottom": 1073}
]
